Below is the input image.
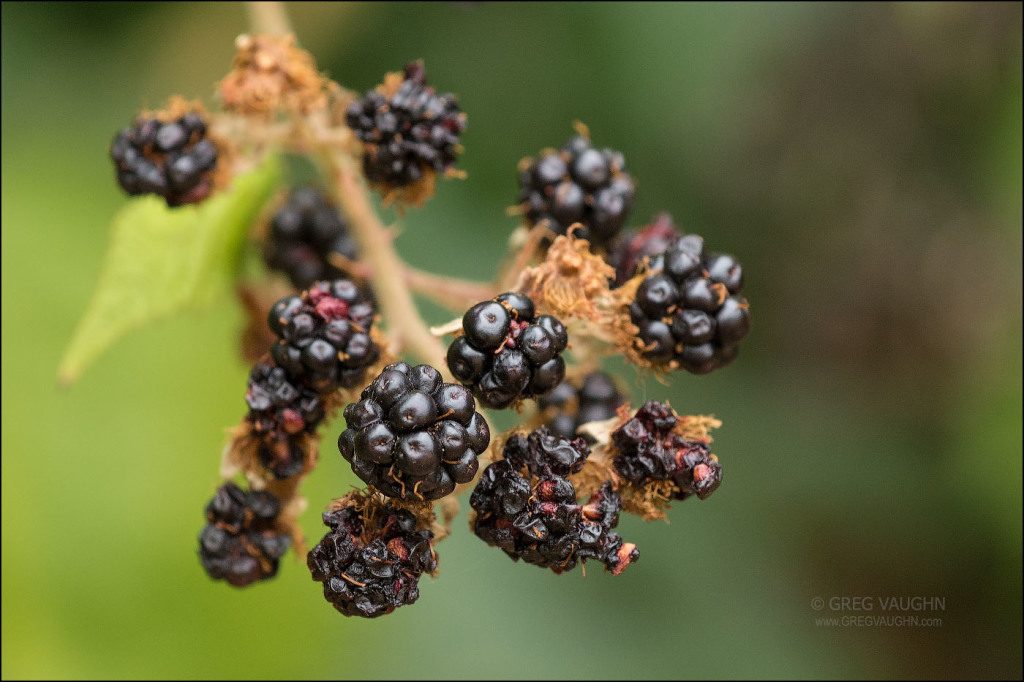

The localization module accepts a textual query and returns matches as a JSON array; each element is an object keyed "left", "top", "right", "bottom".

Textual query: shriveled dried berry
[
  {"left": 308, "top": 497, "right": 437, "bottom": 618},
  {"left": 611, "top": 400, "right": 723, "bottom": 501},
  {"left": 470, "top": 427, "right": 638, "bottom": 575}
]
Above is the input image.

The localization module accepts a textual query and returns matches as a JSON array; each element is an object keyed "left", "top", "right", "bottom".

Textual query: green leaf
[{"left": 57, "top": 156, "right": 283, "bottom": 386}]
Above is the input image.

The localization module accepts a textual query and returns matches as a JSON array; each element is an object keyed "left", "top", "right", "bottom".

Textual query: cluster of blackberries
[
  {"left": 538, "top": 371, "right": 625, "bottom": 442},
  {"left": 338, "top": 362, "right": 490, "bottom": 501},
  {"left": 264, "top": 187, "right": 360, "bottom": 289},
  {"left": 517, "top": 133, "right": 636, "bottom": 249},
  {"left": 611, "top": 401, "right": 722, "bottom": 500},
  {"left": 470, "top": 427, "right": 638, "bottom": 575},
  {"left": 245, "top": 362, "right": 325, "bottom": 478},
  {"left": 626, "top": 229, "right": 750, "bottom": 374},
  {"left": 447, "top": 292, "right": 568, "bottom": 409},
  {"left": 198, "top": 482, "right": 291, "bottom": 587},
  {"left": 346, "top": 61, "right": 466, "bottom": 188},
  {"left": 268, "top": 280, "right": 379, "bottom": 394},
  {"left": 110, "top": 111, "right": 217, "bottom": 207},
  {"left": 308, "top": 499, "right": 437, "bottom": 618}
]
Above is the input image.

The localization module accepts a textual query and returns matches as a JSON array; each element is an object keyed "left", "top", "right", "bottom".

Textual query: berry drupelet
[
  {"left": 470, "top": 427, "right": 639, "bottom": 575},
  {"left": 267, "top": 279, "right": 379, "bottom": 394},
  {"left": 338, "top": 362, "right": 491, "bottom": 501},
  {"left": 537, "top": 371, "right": 626, "bottom": 442},
  {"left": 346, "top": 61, "right": 466, "bottom": 189},
  {"left": 611, "top": 401, "right": 722, "bottom": 500},
  {"left": 628, "top": 231, "right": 750, "bottom": 374},
  {"left": 263, "top": 186, "right": 360, "bottom": 289},
  {"left": 110, "top": 110, "right": 218, "bottom": 207},
  {"left": 198, "top": 482, "right": 292, "bottom": 587},
  {"left": 517, "top": 132, "right": 636, "bottom": 250},
  {"left": 447, "top": 292, "right": 568, "bottom": 409},
  {"left": 308, "top": 498, "right": 437, "bottom": 618}
]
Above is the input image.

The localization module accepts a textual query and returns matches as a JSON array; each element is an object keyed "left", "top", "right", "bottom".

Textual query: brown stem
[
  {"left": 246, "top": 1, "right": 293, "bottom": 36},
  {"left": 327, "top": 253, "right": 496, "bottom": 313},
  {"left": 403, "top": 265, "right": 497, "bottom": 312},
  {"left": 330, "top": 152, "right": 449, "bottom": 375}
]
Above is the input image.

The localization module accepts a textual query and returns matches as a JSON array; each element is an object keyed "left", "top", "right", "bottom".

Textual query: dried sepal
[
  {"left": 219, "top": 33, "right": 331, "bottom": 117},
  {"left": 325, "top": 489, "right": 437, "bottom": 554},
  {"left": 517, "top": 229, "right": 618, "bottom": 329},
  {"left": 609, "top": 268, "right": 672, "bottom": 374}
]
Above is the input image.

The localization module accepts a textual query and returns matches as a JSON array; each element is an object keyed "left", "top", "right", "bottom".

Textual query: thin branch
[
  {"left": 246, "top": 1, "right": 293, "bottom": 36},
  {"left": 327, "top": 253, "right": 497, "bottom": 313},
  {"left": 330, "top": 152, "right": 450, "bottom": 376}
]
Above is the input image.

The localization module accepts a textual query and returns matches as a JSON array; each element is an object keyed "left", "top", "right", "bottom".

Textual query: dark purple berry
[
  {"left": 110, "top": 110, "right": 217, "bottom": 207},
  {"left": 346, "top": 61, "right": 465, "bottom": 189},
  {"left": 518, "top": 132, "right": 635, "bottom": 249},
  {"left": 340, "top": 364, "right": 490, "bottom": 501},
  {"left": 199, "top": 483, "right": 291, "bottom": 587}
]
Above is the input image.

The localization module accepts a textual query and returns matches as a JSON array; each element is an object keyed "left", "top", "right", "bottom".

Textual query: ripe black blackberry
[
  {"left": 337, "top": 362, "right": 491, "bottom": 501},
  {"left": 345, "top": 61, "right": 466, "bottom": 189},
  {"left": 446, "top": 292, "right": 568, "bottom": 409},
  {"left": 470, "top": 427, "right": 639, "bottom": 575},
  {"left": 198, "top": 482, "right": 291, "bottom": 587},
  {"left": 611, "top": 401, "right": 722, "bottom": 500},
  {"left": 537, "top": 371, "right": 625, "bottom": 442},
  {"left": 109, "top": 110, "right": 218, "bottom": 207},
  {"left": 307, "top": 496, "right": 437, "bottom": 618},
  {"left": 267, "top": 279, "right": 379, "bottom": 394},
  {"left": 517, "top": 131, "right": 636, "bottom": 250},
  {"left": 627, "top": 231, "right": 750, "bottom": 374},
  {"left": 263, "top": 186, "right": 360, "bottom": 289}
]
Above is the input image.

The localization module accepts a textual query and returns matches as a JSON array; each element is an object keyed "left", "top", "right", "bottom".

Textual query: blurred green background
[{"left": 2, "top": 2, "right": 1021, "bottom": 679}]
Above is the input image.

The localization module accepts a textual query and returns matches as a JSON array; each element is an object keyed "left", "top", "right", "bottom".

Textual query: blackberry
[
  {"left": 517, "top": 131, "right": 636, "bottom": 249},
  {"left": 470, "top": 428, "right": 638, "bottom": 575},
  {"left": 267, "top": 280, "right": 379, "bottom": 394},
  {"left": 538, "top": 371, "right": 626, "bottom": 442},
  {"left": 246, "top": 362, "right": 325, "bottom": 436},
  {"left": 263, "top": 186, "right": 360, "bottom": 289},
  {"left": 446, "top": 292, "right": 568, "bottom": 409},
  {"left": 198, "top": 482, "right": 291, "bottom": 587},
  {"left": 627, "top": 231, "right": 750, "bottom": 374},
  {"left": 611, "top": 401, "right": 722, "bottom": 501},
  {"left": 110, "top": 110, "right": 218, "bottom": 207},
  {"left": 346, "top": 61, "right": 466, "bottom": 189},
  {"left": 337, "top": 362, "right": 491, "bottom": 501},
  {"left": 307, "top": 497, "right": 437, "bottom": 618},
  {"left": 245, "top": 361, "right": 326, "bottom": 478}
]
